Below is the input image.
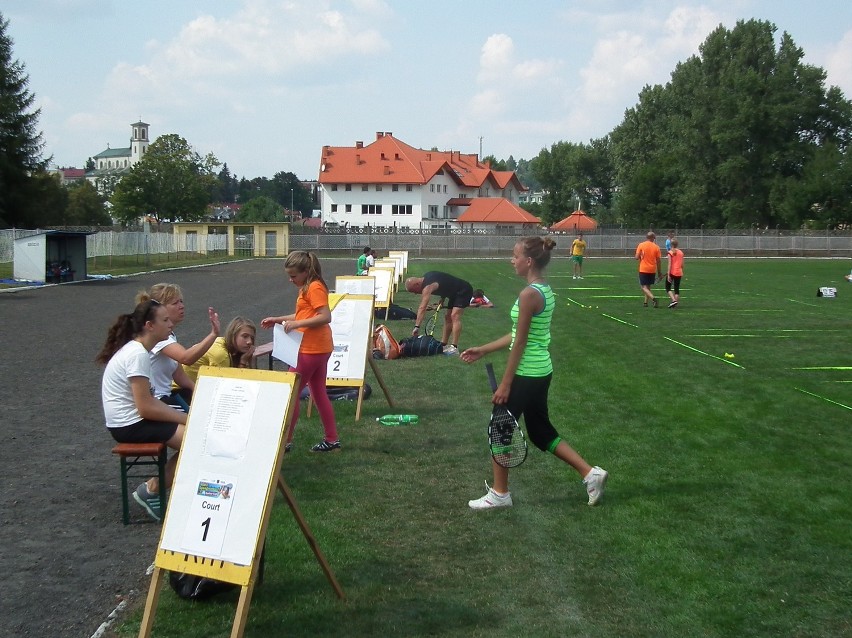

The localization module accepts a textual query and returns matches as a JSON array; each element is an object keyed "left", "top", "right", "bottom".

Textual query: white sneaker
[
  {"left": 468, "top": 481, "right": 513, "bottom": 510},
  {"left": 583, "top": 467, "right": 608, "bottom": 506},
  {"left": 443, "top": 345, "right": 459, "bottom": 356}
]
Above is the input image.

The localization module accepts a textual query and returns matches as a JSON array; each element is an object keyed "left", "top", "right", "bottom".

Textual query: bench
[
  {"left": 111, "top": 442, "right": 168, "bottom": 525},
  {"left": 252, "top": 342, "right": 275, "bottom": 370}
]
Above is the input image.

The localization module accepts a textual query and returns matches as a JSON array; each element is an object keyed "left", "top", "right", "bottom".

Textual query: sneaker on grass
[
  {"left": 443, "top": 345, "right": 459, "bottom": 356},
  {"left": 133, "top": 482, "right": 162, "bottom": 521},
  {"left": 583, "top": 467, "right": 608, "bottom": 506},
  {"left": 668, "top": 301, "right": 678, "bottom": 308},
  {"left": 468, "top": 481, "right": 513, "bottom": 510},
  {"left": 310, "top": 439, "right": 341, "bottom": 453},
  {"left": 652, "top": 298, "right": 659, "bottom": 308}
]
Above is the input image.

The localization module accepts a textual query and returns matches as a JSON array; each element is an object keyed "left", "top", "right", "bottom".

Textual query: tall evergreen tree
[{"left": 0, "top": 12, "right": 48, "bottom": 227}]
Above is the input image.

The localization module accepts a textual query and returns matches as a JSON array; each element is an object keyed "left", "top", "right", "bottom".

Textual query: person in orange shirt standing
[
  {"left": 635, "top": 231, "right": 662, "bottom": 307},
  {"left": 261, "top": 251, "right": 340, "bottom": 453},
  {"left": 666, "top": 239, "right": 684, "bottom": 308}
]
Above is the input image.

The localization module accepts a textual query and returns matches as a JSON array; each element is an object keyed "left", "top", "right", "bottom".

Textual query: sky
[{"left": 4, "top": 0, "right": 852, "bottom": 181}]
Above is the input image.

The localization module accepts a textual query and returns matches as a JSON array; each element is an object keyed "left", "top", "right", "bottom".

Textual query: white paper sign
[
  {"left": 272, "top": 323, "right": 302, "bottom": 367},
  {"left": 180, "top": 474, "right": 238, "bottom": 556}
]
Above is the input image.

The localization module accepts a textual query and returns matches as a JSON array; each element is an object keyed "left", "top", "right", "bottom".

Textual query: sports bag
[
  {"left": 375, "top": 304, "right": 417, "bottom": 320},
  {"left": 373, "top": 324, "right": 400, "bottom": 360},
  {"left": 398, "top": 335, "right": 444, "bottom": 357}
]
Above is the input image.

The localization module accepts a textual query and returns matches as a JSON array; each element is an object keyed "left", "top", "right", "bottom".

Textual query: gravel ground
[{"left": 0, "top": 258, "right": 353, "bottom": 638}]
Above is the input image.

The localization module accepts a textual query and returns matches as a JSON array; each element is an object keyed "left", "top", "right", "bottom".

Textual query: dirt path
[{"left": 0, "top": 258, "right": 354, "bottom": 637}]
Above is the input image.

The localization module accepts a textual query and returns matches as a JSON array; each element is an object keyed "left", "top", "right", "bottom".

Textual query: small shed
[{"left": 13, "top": 231, "right": 93, "bottom": 283}]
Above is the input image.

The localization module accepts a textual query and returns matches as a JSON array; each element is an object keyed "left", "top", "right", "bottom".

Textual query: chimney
[
  {"left": 355, "top": 141, "right": 363, "bottom": 149},
  {"left": 385, "top": 132, "right": 392, "bottom": 137},
  {"left": 376, "top": 132, "right": 384, "bottom": 140}
]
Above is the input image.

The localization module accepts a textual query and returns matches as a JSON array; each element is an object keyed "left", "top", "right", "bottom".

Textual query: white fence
[{"left": 3, "top": 227, "right": 852, "bottom": 262}]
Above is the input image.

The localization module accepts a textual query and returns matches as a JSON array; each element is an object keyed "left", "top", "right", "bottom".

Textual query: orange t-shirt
[
  {"left": 295, "top": 280, "right": 333, "bottom": 354},
  {"left": 668, "top": 249, "right": 684, "bottom": 277},
  {"left": 635, "top": 240, "right": 661, "bottom": 274}
]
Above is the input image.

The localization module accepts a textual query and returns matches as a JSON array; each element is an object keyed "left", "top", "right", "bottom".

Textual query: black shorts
[
  {"left": 446, "top": 282, "right": 474, "bottom": 309},
  {"left": 639, "top": 272, "right": 656, "bottom": 287},
  {"left": 109, "top": 419, "right": 179, "bottom": 444}
]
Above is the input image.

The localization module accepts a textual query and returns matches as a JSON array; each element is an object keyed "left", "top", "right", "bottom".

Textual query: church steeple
[{"left": 130, "top": 120, "right": 150, "bottom": 166}]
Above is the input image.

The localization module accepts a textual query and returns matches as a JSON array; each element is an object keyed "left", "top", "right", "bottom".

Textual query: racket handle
[{"left": 485, "top": 363, "right": 498, "bottom": 392}]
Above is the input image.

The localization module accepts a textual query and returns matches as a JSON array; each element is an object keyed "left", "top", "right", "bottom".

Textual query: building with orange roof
[{"left": 317, "top": 132, "right": 529, "bottom": 231}]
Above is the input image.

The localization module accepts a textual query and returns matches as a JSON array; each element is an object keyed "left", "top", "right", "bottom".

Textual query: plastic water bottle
[{"left": 376, "top": 414, "right": 419, "bottom": 426}]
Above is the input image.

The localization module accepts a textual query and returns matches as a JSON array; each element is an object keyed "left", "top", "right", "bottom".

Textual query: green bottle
[{"left": 377, "top": 414, "right": 419, "bottom": 426}]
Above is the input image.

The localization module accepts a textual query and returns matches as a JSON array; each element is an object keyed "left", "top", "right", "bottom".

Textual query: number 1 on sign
[{"left": 180, "top": 474, "right": 238, "bottom": 558}]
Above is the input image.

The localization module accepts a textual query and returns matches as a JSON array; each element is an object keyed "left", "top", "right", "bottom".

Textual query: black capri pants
[{"left": 503, "top": 373, "right": 560, "bottom": 452}]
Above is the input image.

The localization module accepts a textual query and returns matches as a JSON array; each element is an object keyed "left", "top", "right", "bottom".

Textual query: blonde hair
[
  {"left": 135, "top": 283, "right": 183, "bottom": 306},
  {"left": 224, "top": 316, "right": 256, "bottom": 367},
  {"left": 284, "top": 250, "right": 328, "bottom": 296},
  {"left": 517, "top": 236, "right": 556, "bottom": 269}
]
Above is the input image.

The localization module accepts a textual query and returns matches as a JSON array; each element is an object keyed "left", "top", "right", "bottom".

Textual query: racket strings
[{"left": 489, "top": 407, "right": 527, "bottom": 467}]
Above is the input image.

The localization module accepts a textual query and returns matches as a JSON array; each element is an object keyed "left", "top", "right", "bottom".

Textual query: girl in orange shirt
[
  {"left": 261, "top": 251, "right": 340, "bottom": 452},
  {"left": 666, "top": 239, "right": 684, "bottom": 308}
]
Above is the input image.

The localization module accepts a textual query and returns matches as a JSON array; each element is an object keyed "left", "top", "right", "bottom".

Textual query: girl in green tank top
[{"left": 460, "top": 236, "right": 608, "bottom": 510}]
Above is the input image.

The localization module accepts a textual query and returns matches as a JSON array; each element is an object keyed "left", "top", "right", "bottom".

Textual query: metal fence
[{"left": 3, "top": 226, "right": 852, "bottom": 263}]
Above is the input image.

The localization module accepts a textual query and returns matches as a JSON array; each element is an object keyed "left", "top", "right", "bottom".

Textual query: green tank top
[{"left": 510, "top": 282, "right": 554, "bottom": 377}]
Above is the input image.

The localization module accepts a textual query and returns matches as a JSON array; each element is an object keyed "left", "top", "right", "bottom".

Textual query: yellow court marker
[{"left": 663, "top": 337, "right": 744, "bottom": 368}]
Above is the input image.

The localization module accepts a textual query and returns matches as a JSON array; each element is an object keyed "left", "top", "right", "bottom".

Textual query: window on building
[
  {"left": 443, "top": 185, "right": 447, "bottom": 193},
  {"left": 428, "top": 205, "right": 438, "bottom": 218},
  {"left": 362, "top": 184, "right": 368, "bottom": 191},
  {"left": 430, "top": 184, "right": 435, "bottom": 192},
  {"left": 331, "top": 184, "right": 338, "bottom": 191},
  {"left": 392, "top": 184, "right": 398, "bottom": 192},
  {"left": 406, "top": 185, "right": 413, "bottom": 192},
  {"left": 392, "top": 205, "right": 412, "bottom": 215},
  {"left": 345, "top": 204, "right": 352, "bottom": 212},
  {"left": 376, "top": 185, "right": 382, "bottom": 192},
  {"left": 331, "top": 204, "right": 338, "bottom": 212},
  {"left": 345, "top": 184, "right": 352, "bottom": 191},
  {"left": 361, "top": 204, "right": 382, "bottom": 215}
]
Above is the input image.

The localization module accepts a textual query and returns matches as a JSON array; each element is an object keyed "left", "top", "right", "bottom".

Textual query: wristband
[{"left": 414, "top": 325, "right": 420, "bottom": 329}]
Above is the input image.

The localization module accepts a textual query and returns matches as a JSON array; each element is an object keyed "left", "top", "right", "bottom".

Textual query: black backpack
[{"left": 398, "top": 335, "right": 444, "bottom": 357}]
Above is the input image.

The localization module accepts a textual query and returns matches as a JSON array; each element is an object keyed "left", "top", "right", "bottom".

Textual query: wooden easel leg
[
  {"left": 368, "top": 357, "right": 395, "bottom": 408},
  {"left": 277, "top": 476, "right": 346, "bottom": 600},
  {"left": 355, "top": 385, "right": 364, "bottom": 421},
  {"left": 230, "top": 582, "right": 257, "bottom": 638},
  {"left": 138, "top": 566, "right": 165, "bottom": 638}
]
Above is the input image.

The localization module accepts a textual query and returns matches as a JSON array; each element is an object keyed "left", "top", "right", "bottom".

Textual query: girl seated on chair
[
  {"left": 182, "top": 316, "right": 257, "bottom": 382},
  {"left": 96, "top": 299, "right": 187, "bottom": 521},
  {"left": 135, "top": 283, "right": 220, "bottom": 412}
]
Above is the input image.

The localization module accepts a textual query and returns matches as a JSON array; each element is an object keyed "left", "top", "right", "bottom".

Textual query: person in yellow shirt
[
  {"left": 182, "top": 316, "right": 256, "bottom": 382},
  {"left": 571, "top": 233, "right": 587, "bottom": 279},
  {"left": 635, "top": 231, "right": 662, "bottom": 307}
]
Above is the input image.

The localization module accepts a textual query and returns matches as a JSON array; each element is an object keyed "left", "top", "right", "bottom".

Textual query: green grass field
[{"left": 120, "top": 257, "right": 851, "bottom": 638}]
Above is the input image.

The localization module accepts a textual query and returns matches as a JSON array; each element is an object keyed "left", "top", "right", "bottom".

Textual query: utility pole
[{"left": 479, "top": 136, "right": 483, "bottom": 159}]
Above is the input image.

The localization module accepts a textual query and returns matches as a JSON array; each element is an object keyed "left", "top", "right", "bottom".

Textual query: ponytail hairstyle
[
  {"left": 95, "top": 300, "right": 162, "bottom": 364},
  {"left": 135, "top": 282, "right": 183, "bottom": 306},
  {"left": 224, "top": 316, "right": 257, "bottom": 367},
  {"left": 284, "top": 250, "right": 328, "bottom": 297},
  {"left": 518, "top": 236, "right": 557, "bottom": 270}
]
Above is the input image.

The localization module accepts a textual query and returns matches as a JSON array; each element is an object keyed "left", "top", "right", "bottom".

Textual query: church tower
[{"left": 129, "top": 120, "right": 150, "bottom": 167}]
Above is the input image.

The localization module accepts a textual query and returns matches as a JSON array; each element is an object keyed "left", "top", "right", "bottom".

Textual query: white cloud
[{"left": 824, "top": 29, "right": 852, "bottom": 96}]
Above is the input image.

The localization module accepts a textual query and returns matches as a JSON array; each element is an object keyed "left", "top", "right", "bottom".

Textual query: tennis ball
[{"left": 724, "top": 353, "right": 735, "bottom": 359}]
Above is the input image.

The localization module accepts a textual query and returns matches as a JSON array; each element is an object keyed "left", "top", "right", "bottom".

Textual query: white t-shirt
[
  {"left": 102, "top": 340, "right": 151, "bottom": 429},
  {"left": 149, "top": 333, "right": 179, "bottom": 399},
  {"left": 366, "top": 254, "right": 375, "bottom": 267}
]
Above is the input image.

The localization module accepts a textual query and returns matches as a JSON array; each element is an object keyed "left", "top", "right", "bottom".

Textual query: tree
[
  {"left": 110, "top": 134, "right": 219, "bottom": 225},
  {"left": 234, "top": 195, "right": 284, "bottom": 222},
  {"left": 0, "top": 12, "right": 49, "bottom": 227},
  {"left": 65, "top": 180, "right": 111, "bottom": 226},
  {"left": 610, "top": 19, "right": 852, "bottom": 228}
]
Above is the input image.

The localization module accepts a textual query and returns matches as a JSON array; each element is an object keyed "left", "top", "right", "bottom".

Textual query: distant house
[
  {"left": 317, "top": 132, "right": 528, "bottom": 231},
  {"left": 86, "top": 120, "right": 151, "bottom": 194},
  {"left": 456, "top": 198, "right": 541, "bottom": 232},
  {"left": 49, "top": 167, "right": 86, "bottom": 186}
]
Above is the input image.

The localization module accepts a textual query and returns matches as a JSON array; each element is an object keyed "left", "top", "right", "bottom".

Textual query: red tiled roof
[
  {"left": 446, "top": 198, "right": 472, "bottom": 206},
  {"left": 456, "top": 198, "right": 541, "bottom": 224},
  {"left": 318, "top": 132, "right": 527, "bottom": 192},
  {"left": 61, "top": 168, "right": 86, "bottom": 179},
  {"left": 551, "top": 210, "right": 598, "bottom": 231}
]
